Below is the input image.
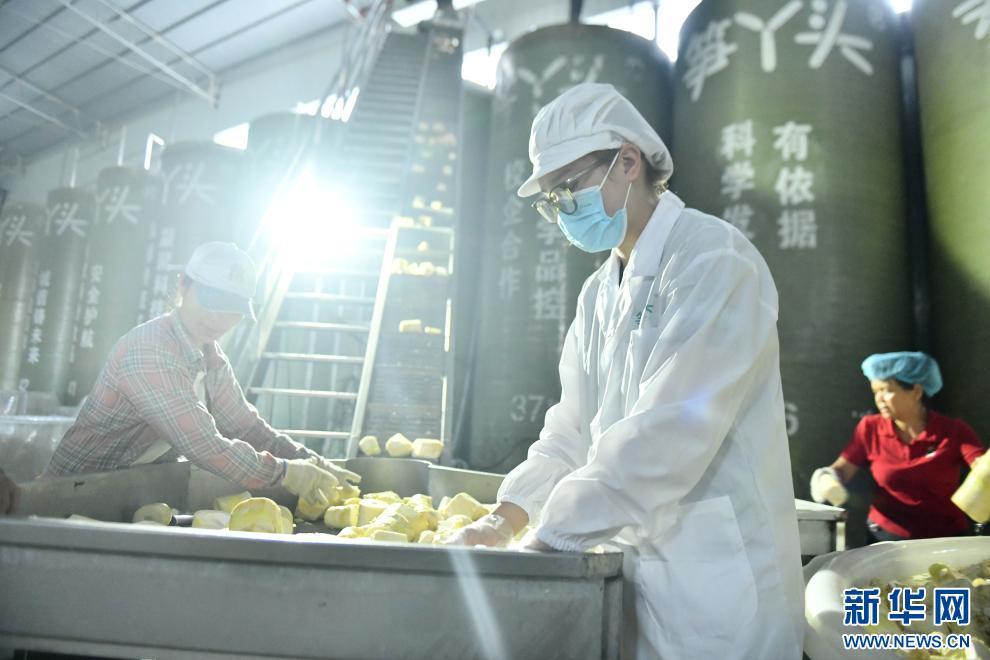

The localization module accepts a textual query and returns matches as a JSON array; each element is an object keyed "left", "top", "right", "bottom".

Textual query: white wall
[{"left": 1, "top": 21, "right": 350, "bottom": 202}]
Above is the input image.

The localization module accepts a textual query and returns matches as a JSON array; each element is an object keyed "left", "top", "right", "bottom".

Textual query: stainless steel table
[
  {"left": 795, "top": 499, "right": 847, "bottom": 559},
  {"left": 0, "top": 458, "right": 844, "bottom": 659},
  {"left": 1, "top": 459, "right": 623, "bottom": 660}
]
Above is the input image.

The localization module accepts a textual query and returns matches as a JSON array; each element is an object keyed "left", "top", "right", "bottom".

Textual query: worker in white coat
[{"left": 447, "top": 83, "right": 805, "bottom": 659}]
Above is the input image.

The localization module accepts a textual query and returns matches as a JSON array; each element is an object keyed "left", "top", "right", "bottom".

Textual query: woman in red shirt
[{"left": 811, "top": 352, "right": 985, "bottom": 542}]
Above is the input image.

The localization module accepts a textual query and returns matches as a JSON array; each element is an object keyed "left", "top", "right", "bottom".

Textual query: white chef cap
[{"left": 517, "top": 82, "right": 673, "bottom": 198}]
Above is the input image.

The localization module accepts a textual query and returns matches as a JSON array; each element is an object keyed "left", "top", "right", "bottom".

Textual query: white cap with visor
[{"left": 184, "top": 242, "right": 257, "bottom": 321}]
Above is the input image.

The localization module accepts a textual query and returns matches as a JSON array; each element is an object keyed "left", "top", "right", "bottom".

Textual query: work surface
[
  {"left": 0, "top": 459, "right": 843, "bottom": 659},
  {"left": 0, "top": 460, "right": 625, "bottom": 660}
]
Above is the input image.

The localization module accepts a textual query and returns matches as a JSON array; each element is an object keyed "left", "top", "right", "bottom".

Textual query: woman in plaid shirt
[{"left": 44, "top": 242, "right": 357, "bottom": 500}]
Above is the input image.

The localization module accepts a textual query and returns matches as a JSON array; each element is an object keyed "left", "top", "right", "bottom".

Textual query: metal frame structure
[
  {"left": 0, "top": 62, "right": 90, "bottom": 137},
  {"left": 0, "top": 1, "right": 204, "bottom": 109},
  {"left": 319, "top": 0, "right": 393, "bottom": 123},
  {"left": 0, "top": 0, "right": 376, "bottom": 168},
  {"left": 55, "top": 0, "right": 219, "bottom": 107},
  {"left": 347, "top": 224, "right": 401, "bottom": 457}
]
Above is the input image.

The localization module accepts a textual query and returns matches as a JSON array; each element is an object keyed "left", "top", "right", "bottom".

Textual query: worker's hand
[
  {"left": 306, "top": 454, "right": 361, "bottom": 485},
  {"left": 0, "top": 468, "right": 20, "bottom": 515},
  {"left": 281, "top": 459, "right": 339, "bottom": 501},
  {"left": 811, "top": 467, "right": 848, "bottom": 507},
  {"left": 443, "top": 513, "right": 515, "bottom": 548}
]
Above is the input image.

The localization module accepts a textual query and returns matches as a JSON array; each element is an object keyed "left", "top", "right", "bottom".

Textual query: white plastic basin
[{"left": 804, "top": 537, "right": 990, "bottom": 659}]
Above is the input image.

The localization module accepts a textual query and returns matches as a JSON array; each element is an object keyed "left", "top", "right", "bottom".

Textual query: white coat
[{"left": 498, "top": 191, "right": 805, "bottom": 659}]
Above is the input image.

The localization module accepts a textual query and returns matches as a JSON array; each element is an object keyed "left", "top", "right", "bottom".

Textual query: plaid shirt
[{"left": 45, "top": 313, "right": 314, "bottom": 489}]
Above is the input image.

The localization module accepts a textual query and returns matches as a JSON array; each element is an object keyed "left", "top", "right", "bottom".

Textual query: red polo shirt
[{"left": 841, "top": 411, "right": 985, "bottom": 539}]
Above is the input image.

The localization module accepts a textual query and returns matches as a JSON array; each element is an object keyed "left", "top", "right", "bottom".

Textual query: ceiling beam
[
  {"left": 57, "top": 0, "right": 219, "bottom": 106},
  {"left": 88, "top": 0, "right": 217, "bottom": 82},
  {"left": 0, "top": 2, "right": 197, "bottom": 96},
  {"left": 0, "top": 64, "right": 89, "bottom": 123},
  {"left": 0, "top": 89, "right": 87, "bottom": 138},
  {"left": 0, "top": 0, "right": 335, "bottom": 160}
]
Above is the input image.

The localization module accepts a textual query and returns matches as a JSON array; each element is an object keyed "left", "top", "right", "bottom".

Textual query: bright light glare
[
  {"left": 329, "top": 87, "right": 360, "bottom": 122},
  {"left": 889, "top": 0, "right": 912, "bottom": 13},
  {"left": 657, "top": 0, "right": 703, "bottom": 61},
  {"left": 213, "top": 122, "right": 249, "bottom": 150},
  {"left": 264, "top": 170, "right": 361, "bottom": 269},
  {"left": 293, "top": 99, "right": 320, "bottom": 115},
  {"left": 292, "top": 88, "right": 360, "bottom": 122},
  {"left": 144, "top": 132, "right": 164, "bottom": 170},
  {"left": 586, "top": 2, "right": 658, "bottom": 41},
  {"left": 461, "top": 42, "right": 507, "bottom": 90},
  {"left": 448, "top": 550, "right": 510, "bottom": 660}
]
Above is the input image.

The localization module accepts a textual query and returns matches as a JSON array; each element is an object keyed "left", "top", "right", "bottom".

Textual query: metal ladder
[
  {"left": 248, "top": 230, "right": 385, "bottom": 454},
  {"left": 243, "top": 32, "right": 434, "bottom": 455},
  {"left": 239, "top": 19, "right": 464, "bottom": 458}
]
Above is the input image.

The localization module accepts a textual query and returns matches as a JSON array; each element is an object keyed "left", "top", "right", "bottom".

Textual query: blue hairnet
[{"left": 861, "top": 352, "right": 943, "bottom": 396}]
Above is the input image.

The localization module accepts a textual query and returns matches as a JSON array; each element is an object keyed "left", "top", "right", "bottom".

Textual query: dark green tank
[
  {"left": 451, "top": 86, "right": 493, "bottom": 456},
  {"left": 66, "top": 167, "right": 162, "bottom": 403},
  {"left": 468, "top": 24, "right": 672, "bottom": 473},
  {"left": 18, "top": 187, "right": 95, "bottom": 402},
  {"left": 672, "top": 0, "right": 911, "bottom": 545},
  {"left": 913, "top": 0, "right": 990, "bottom": 439},
  {"left": 0, "top": 202, "right": 45, "bottom": 391},
  {"left": 144, "top": 142, "right": 245, "bottom": 320}
]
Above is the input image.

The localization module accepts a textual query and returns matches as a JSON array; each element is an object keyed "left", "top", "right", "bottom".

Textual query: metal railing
[
  {"left": 319, "top": 0, "right": 394, "bottom": 124},
  {"left": 223, "top": 0, "right": 396, "bottom": 396}
]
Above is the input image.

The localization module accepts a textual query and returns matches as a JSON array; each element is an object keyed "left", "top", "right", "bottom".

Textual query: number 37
[{"left": 510, "top": 395, "right": 552, "bottom": 423}]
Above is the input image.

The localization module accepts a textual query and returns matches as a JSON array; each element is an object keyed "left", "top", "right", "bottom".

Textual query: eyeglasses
[{"left": 531, "top": 159, "right": 607, "bottom": 224}]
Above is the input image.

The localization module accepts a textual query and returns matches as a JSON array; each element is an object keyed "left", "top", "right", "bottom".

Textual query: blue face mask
[{"left": 556, "top": 153, "right": 632, "bottom": 253}]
